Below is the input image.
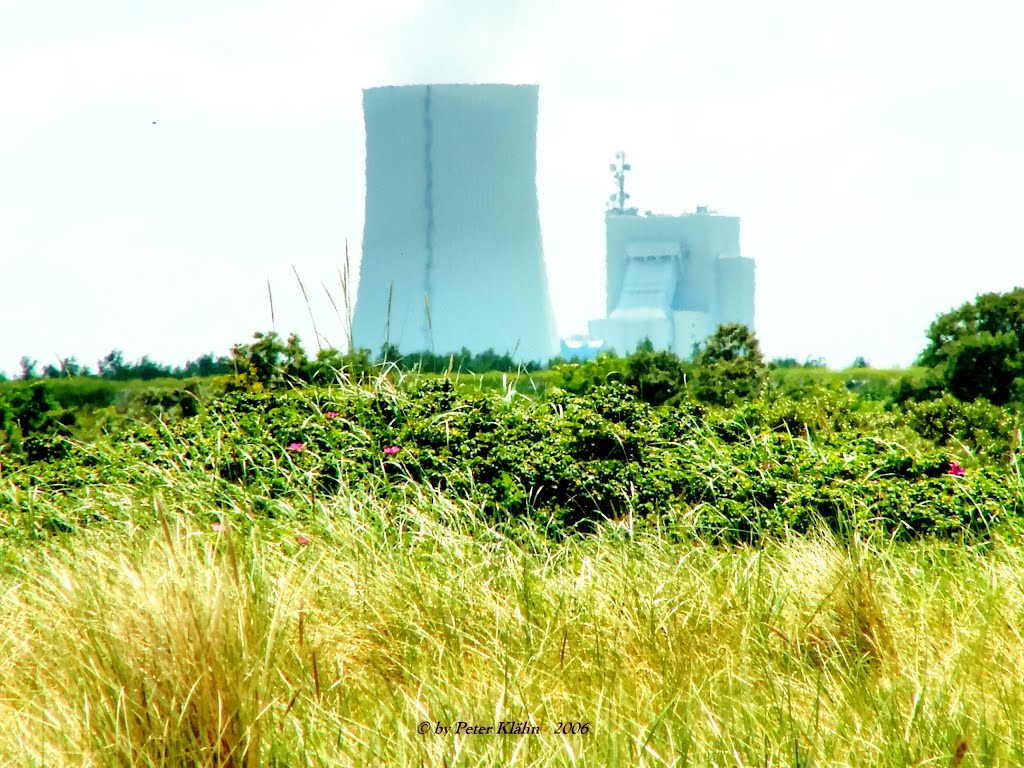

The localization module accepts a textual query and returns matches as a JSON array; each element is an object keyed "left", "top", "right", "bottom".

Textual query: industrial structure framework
[
  {"left": 352, "top": 83, "right": 557, "bottom": 363},
  {"left": 589, "top": 155, "right": 756, "bottom": 359}
]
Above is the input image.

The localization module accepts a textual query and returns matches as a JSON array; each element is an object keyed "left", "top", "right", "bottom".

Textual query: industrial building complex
[
  {"left": 589, "top": 154, "right": 756, "bottom": 358},
  {"left": 352, "top": 84, "right": 755, "bottom": 363}
]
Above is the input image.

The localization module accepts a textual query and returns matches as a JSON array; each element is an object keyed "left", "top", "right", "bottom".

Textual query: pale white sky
[{"left": 2, "top": 0, "right": 1022, "bottom": 376}]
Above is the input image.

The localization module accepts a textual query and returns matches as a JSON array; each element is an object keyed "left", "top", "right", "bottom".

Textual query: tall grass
[{"left": 2, "top": 470, "right": 1024, "bottom": 765}]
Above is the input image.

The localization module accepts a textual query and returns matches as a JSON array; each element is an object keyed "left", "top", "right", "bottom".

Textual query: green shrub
[
  {"left": 622, "top": 343, "right": 688, "bottom": 405},
  {"left": 4, "top": 375, "right": 1022, "bottom": 545},
  {"left": 905, "top": 393, "right": 1021, "bottom": 461},
  {"left": 549, "top": 352, "right": 627, "bottom": 395}
]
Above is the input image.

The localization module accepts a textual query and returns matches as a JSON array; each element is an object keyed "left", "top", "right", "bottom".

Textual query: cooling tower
[{"left": 353, "top": 84, "right": 557, "bottom": 363}]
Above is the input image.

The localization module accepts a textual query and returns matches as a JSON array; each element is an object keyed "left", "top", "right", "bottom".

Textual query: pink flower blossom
[
  {"left": 325, "top": 411, "right": 340, "bottom": 419},
  {"left": 287, "top": 442, "right": 306, "bottom": 453},
  {"left": 949, "top": 460, "right": 966, "bottom": 477},
  {"left": 383, "top": 445, "right": 401, "bottom": 456},
  {"left": 297, "top": 534, "right": 310, "bottom": 546},
  {"left": 212, "top": 522, "right": 224, "bottom": 532}
]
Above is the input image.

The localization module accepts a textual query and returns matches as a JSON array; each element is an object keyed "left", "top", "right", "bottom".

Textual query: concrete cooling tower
[{"left": 352, "top": 84, "right": 557, "bottom": 363}]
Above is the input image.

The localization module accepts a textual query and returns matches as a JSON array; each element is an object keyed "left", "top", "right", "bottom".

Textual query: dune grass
[{"left": 0, "top": 470, "right": 1022, "bottom": 766}]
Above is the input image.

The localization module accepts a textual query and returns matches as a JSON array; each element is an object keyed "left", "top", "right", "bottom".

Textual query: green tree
[
  {"left": 181, "top": 353, "right": 232, "bottom": 378},
  {"left": 281, "top": 334, "right": 310, "bottom": 382},
  {"left": 307, "top": 347, "right": 372, "bottom": 383},
  {"left": 690, "top": 324, "right": 769, "bottom": 405},
  {"left": 622, "top": 339, "right": 687, "bottom": 405},
  {"left": 97, "top": 350, "right": 128, "bottom": 380},
  {"left": 377, "top": 343, "right": 402, "bottom": 366},
  {"left": 228, "top": 332, "right": 313, "bottom": 390},
  {"left": 943, "top": 331, "right": 1022, "bottom": 404},
  {"left": 63, "top": 356, "right": 87, "bottom": 376},
  {"left": 229, "top": 332, "right": 288, "bottom": 390},
  {"left": 132, "top": 356, "right": 174, "bottom": 380},
  {"left": 918, "top": 287, "right": 1024, "bottom": 404},
  {"left": 19, "top": 356, "right": 38, "bottom": 381},
  {"left": 8, "top": 383, "right": 72, "bottom": 437}
]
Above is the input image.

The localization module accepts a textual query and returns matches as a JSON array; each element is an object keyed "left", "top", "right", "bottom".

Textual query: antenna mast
[{"left": 608, "top": 151, "right": 636, "bottom": 215}]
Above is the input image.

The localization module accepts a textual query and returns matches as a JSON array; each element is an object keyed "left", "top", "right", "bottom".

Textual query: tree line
[
  {"left": 4, "top": 285, "right": 1024, "bottom": 408},
  {"left": 6, "top": 351, "right": 234, "bottom": 382}
]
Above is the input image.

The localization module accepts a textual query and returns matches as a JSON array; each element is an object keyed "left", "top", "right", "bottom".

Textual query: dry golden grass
[{"left": 0, "top": 488, "right": 1022, "bottom": 766}]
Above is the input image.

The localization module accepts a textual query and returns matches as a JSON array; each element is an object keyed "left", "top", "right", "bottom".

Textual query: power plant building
[
  {"left": 353, "top": 83, "right": 557, "bottom": 363},
  {"left": 590, "top": 189, "right": 755, "bottom": 359}
]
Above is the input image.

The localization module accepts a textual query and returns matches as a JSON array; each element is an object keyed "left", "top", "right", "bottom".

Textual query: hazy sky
[{"left": 2, "top": 0, "right": 1022, "bottom": 376}]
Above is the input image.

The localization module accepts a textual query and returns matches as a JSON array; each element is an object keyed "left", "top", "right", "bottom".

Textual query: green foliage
[
  {"left": 919, "top": 287, "right": 1024, "bottom": 404},
  {"left": 769, "top": 356, "right": 827, "bottom": 370},
  {"left": 6, "top": 383, "right": 73, "bottom": 438},
  {"left": 180, "top": 353, "right": 232, "bottom": 378},
  {"left": 306, "top": 346, "right": 374, "bottom": 384},
  {"left": 19, "top": 356, "right": 38, "bottom": 381},
  {"left": 378, "top": 344, "right": 541, "bottom": 374},
  {"left": 97, "top": 350, "right": 130, "bottom": 380},
  {"left": 549, "top": 352, "right": 627, "bottom": 395},
  {"left": 0, "top": 393, "right": 11, "bottom": 437},
  {"left": 10, "top": 349, "right": 231, "bottom": 383},
  {"left": 227, "top": 332, "right": 303, "bottom": 390},
  {"left": 943, "top": 331, "right": 1023, "bottom": 404},
  {"left": 621, "top": 341, "right": 688, "bottom": 405},
  {"left": 5, "top": 371, "right": 1022, "bottom": 545},
  {"left": 21, "top": 434, "right": 73, "bottom": 463},
  {"left": 905, "top": 393, "right": 1021, "bottom": 461},
  {"left": 690, "top": 323, "right": 770, "bottom": 405},
  {"left": 227, "top": 331, "right": 374, "bottom": 391},
  {"left": 7, "top": 319, "right": 1024, "bottom": 548}
]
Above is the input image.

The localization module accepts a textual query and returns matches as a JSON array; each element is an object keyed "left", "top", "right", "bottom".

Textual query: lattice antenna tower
[{"left": 608, "top": 151, "right": 637, "bottom": 215}]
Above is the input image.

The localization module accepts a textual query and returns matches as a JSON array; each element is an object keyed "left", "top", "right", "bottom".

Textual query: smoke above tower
[{"left": 353, "top": 83, "right": 557, "bottom": 363}]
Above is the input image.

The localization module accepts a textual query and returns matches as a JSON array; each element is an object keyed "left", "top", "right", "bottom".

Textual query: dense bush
[
  {"left": 905, "top": 393, "right": 1020, "bottom": 462},
  {"left": 3, "top": 383, "right": 75, "bottom": 439},
  {"left": 551, "top": 325, "right": 769, "bottom": 408},
  {"left": 227, "top": 331, "right": 374, "bottom": 390},
  {"left": 5, "top": 313, "right": 1024, "bottom": 544},
  {"left": 549, "top": 352, "right": 627, "bottom": 396},
  {"left": 4, "top": 373, "right": 1021, "bottom": 544}
]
